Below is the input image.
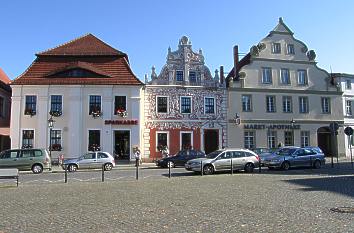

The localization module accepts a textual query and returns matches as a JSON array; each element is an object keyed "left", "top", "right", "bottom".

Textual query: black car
[{"left": 156, "top": 149, "right": 206, "bottom": 168}]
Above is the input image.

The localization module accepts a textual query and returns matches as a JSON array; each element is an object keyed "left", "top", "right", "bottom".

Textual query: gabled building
[
  {"left": 10, "top": 34, "right": 143, "bottom": 161},
  {"left": 227, "top": 18, "right": 344, "bottom": 157},
  {"left": 143, "top": 36, "right": 227, "bottom": 160},
  {"left": 0, "top": 68, "right": 11, "bottom": 151}
]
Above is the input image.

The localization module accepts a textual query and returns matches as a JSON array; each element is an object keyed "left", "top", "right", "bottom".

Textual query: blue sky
[{"left": 1, "top": 0, "right": 354, "bottom": 81}]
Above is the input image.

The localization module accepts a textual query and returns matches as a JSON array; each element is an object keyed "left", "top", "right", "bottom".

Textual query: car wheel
[
  {"left": 167, "top": 161, "right": 174, "bottom": 168},
  {"left": 104, "top": 163, "right": 113, "bottom": 171},
  {"left": 281, "top": 161, "right": 290, "bottom": 170},
  {"left": 32, "top": 164, "right": 43, "bottom": 174},
  {"left": 203, "top": 165, "right": 214, "bottom": 175},
  {"left": 244, "top": 163, "right": 254, "bottom": 173},
  {"left": 313, "top": 160, "right": 321, "bottom": 169},
  {"left": 68, "top": 164, "right": 77, "bottom": 172}
]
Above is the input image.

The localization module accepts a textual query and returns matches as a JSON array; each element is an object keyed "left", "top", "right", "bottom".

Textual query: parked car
[
  {"left": 62, "top": 152, "right": 115, "bottom": 172},
  {"left": 185, "top": 148, "right": 259, "bottom": 175},
  {"left": 0, "top": 148, "right": 51, "bottom": 174},
  {"left": 262, "top": 146, "right": 325, "bottom": 170},
  {"left": 253, "top": 147, "right": 274, "bottom": 155},
  {"left": 156, "top": 149, "right": 206, "bottom": 168}
]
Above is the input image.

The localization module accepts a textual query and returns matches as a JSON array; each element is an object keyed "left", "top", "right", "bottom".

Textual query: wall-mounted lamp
[{"left": 234, "top": 113, "right": 241, "bottom": 125}]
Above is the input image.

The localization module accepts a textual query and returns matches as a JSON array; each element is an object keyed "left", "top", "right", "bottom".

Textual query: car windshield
[
  {"left": 206, "top": 150, "right": 223, "bottom": 159},
  {"left": 275, "top": 148, "right": 297, "bottom": 156}
]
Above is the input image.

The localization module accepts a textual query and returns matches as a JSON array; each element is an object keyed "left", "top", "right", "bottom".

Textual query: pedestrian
[{"left": 134, "top": 146, "right": 141, "bottom": 167}]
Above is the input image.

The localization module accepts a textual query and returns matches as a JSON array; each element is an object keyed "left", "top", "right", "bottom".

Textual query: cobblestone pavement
[{"left": 0, "top": 165, "right": 353, "bottom": 232}]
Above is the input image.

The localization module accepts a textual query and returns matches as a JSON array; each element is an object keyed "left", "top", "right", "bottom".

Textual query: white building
[
  {"left": 226, "top": 18, "right": 344, "bottom": 157},
  {"left": 10, "top": 34, "right": 143, "bottom": 161}
]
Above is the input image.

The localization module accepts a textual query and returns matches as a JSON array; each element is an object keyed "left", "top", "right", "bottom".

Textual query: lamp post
[
  {"left": 48, "top": 116, "right": 55, "bottom": 158},
  {"left": 290, "top": 118, "right": 295, "bottom": 146}
]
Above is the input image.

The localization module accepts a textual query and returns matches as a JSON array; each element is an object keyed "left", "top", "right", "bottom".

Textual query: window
[
  {"left": 176, "top": 70, "right": 184, "bottom": 82},
  {"left": 272, "top": 43, "right": 281, "bottom": 53},
  {"left": 242, "top": 95, "right": 252, "bottom": 112},
  {"left": 267, "top": 131, "right": 277, "bottom": 149},
  {"left": 346, "top": 80, "right": 352, "bottom": 90},
  {"left": 89, "top": 95, "right": 101, "bottom": 114},
  {"left": 157, "top": 96, "right": 168, "bottom": 113},
  {"left": 321, "top": 97, "right": 331, "bottom": 114},
  {"left": 287, "top": 44, "right": 295, "bottom": 54},
  {"left": 50, "top": 95, "right": 62, "bottom": 114},
  {"left": 114, "top": 96, "right": 127, "bottom": 114},
  {"left": 181, "top": 97, "right": 191, "bottom": 114},
  {"left": 297, "top": 70, "right": 308, "bottom": 85},
  {"left": 299, "top": 96, "right": 309, "bottom": 113},
  {"left": 88, "top": 130, "right": 100, "bottom": 151},
  {"left": 284, "top": 131, "right": 293, "bottom": 146},
  {"left": 157, "top": 132, "right": 168, "bottom": 151},
  {"left": 22, "top": 130, "right": 34, "bottom": 149},
  {"left": 50, "top": 130, "right": 62, "bottom": 151},
  {"left": 280, "top": 69, "right": 290, "bottom": 84},
  {"left": 244, "top": 131, "right": 255, "bottom": 149},
  {"left": 0, "top": 97, "right": 4, "bottom": 117},
  {"left": 98, "top": 152, "right": 108, "bottom": 159},
  {"left": 301, "top": 131, "right": 310, "bottom": 147},
  {"left": 266, "top": 96, "right": 276, "bottom": 113},
  {"left": 25, "top": 95, "right": 36, "bottom": 115},
  {"left": 21, "top": 150, "right": 34, "bottom": 158},
  {"left": 204, "top": 97, "right": 215, "bottom": 114},
  {"left": 181, "top": 132, "right": 192, "bottom": 150},
  {"left": 346, "top": 100, "right": 352, "bottom": 116},
  {"left": 189, "top": 71, "right": 197, "bottom": 83},
  {"left": 1, "top": 150, "right": 18, "bottom": 159},
  {"left": 262, "top": 67, "right": 272, "bottom": 84},
  {"left": 282, "top": 96, "right": 292, "bottom": 113}
]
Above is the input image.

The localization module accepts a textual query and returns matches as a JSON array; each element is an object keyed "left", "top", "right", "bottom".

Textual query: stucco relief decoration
[
  {"left": 250, "top": 46, "right": 259, "bottom": 57},
  {"left": 307, "top": 50, "right": 316, "bottom": 61}
]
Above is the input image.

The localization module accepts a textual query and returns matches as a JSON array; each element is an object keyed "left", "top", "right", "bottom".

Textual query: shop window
[
  {"left": 300, "top": 131, "right": 310, "bottom": 147},
  {"left": 284, "top": 131, "right": 293, "bottom": 146},
  {"left": 267, "top": 131, "right": 277, "bottom": 149},
  {"left": 181, "top": 132, "right": 192, "bottom": 150},
  {"left": 88, "top": 130, "right": 100, "bottom": 151},
  {"left": 244, "top": 131, "right": 255, "bottom": 149},
  {"left": 50, "top": 130, "right": 62, "bottom": 151},
  {"left": 157, "top": 132, "right": 168, "bottom": 152},
  {"left": 22, "top": 130, "right": 34, "bottom": 149}
]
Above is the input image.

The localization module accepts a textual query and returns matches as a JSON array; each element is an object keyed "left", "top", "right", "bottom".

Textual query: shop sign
[
  {"left": 104, "top": 119, "right": 138, "bottom": 125},
  {"left": 243, "top": 124, "right": 300, "bottom": 130}
]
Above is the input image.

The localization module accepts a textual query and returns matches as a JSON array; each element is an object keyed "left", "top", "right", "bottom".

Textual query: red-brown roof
[
  {"left": 11, "top": 34, "right": 143, "bottom": 86},
  {"left": 0, "top": 68, "right": 11, "bottom": 84}
]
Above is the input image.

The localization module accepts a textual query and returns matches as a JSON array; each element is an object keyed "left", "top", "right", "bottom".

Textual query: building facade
[
  {"left": 227, "top": 18, "right": 344, "bottom": 157},
  {"left": 10, "top": 34, "right": 143, "bottom": 161},
  {"left": 143, "top": 36, "right": 227, "bottom": 160},
  {"left": 333, "top": 73, "right": 354, "bottom": 158},
  {"left": 0, "top": 68, "right": 11, "bottom": 151}
]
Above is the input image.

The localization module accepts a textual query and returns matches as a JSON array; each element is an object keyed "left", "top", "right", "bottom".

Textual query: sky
[{"left": 1, "top": 0, "right": 354, "bottom": 81}]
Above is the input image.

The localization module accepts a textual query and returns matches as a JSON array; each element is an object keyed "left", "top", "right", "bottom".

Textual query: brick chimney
[{"left": 220, "top": 66, "right": 224, "bottom": 84}]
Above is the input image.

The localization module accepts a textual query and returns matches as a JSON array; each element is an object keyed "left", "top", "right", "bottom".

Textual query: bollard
[
  {"left": 168, "top": 163, "right": 171, "bottom": 178},
  {"left": 258, "top": 157, "right": 261, "bottom": 173},
  {"left": 230, "top": 158, "right": 233, "bottom": 175},
  {"left": 200, "top": 160, "right": 203, "bottom": 176},
  {"left": 102, "top": 165, "right": 105, "bottom": 182},
  {"left": 136, "top": 159, "right": 139, "bottom": 180},
  {"left": 310, "top": 156, "right": 313, "bottom": 170},
  {"left": 64, "top": 165, "right": 68, "bottom": 183}
]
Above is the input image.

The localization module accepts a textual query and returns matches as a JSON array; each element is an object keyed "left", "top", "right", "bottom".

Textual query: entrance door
[
  {"left": 114, "top": 131, "right": 130, "bottom": 160},
  {"left": 204, "top": 129, "right": 219, "bottom": 155},
  {"left": 317, "top": 127, "right": 335, "bottom": 157}
]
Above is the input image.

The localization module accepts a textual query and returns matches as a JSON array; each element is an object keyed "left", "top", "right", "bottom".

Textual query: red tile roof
[
  {"left": 0, "top": 68, "right": 11, "bottom": 84},
  {"left": 11, "top": 34, "right": 143, "bottom": 86}
]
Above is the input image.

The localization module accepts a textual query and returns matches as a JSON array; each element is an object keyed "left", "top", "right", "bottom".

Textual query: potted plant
[
  {"left": 24, "top": 108, "right": 36, "bottom": 116},
  {"left": 116, "top": 108, "right": 127, "bottom": 118},
  {"left": 49, "top": 110, "right": 62, "bottom": 117},
  {"left": 51, "top": 144, "right": 62, "bottom": 151},
  {"left": 91, "top": 109, "right": 102, "bottom": 118}
]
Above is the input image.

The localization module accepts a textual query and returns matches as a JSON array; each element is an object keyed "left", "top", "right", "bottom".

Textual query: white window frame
[
  {"left": 156, "top": 96, "right": 169, "bottom": 114},
  {"left": 189, "top": 71, "right": 197, "bottom": 83},
  {"left": 272, "top": 43, "right": 281, "bottom": 54},
  {"left": 287, "top": 44, "right": 295, "bottom": 54},
  {"left": 156, "top": 131, "right": 170, "bottom": 152},
  {"left": 49, "top": 128, "right": 63, "bottom": 151},
  {"left": 22, "top": 129, "right": 35, "bottom": 149},
  {"left": 267, "top": 131, "right": 277, "bottom": 149},
  {"left": 261, "top": 67, "right": 272, "bottom": 84},
  {"left": 297, "top": 70, "right": 307, "bottom": 85},
  {"left": 87, "top": 129, "right": 101, "bottom": 152},
  {"left": 346, "top": 100, "right": 352, "bottom": 116},
  {"left": 282, "top": 96, "right": 292, "bottom": 113},
  {"left": 346, "top": 80, "right": 352, "bottom": 90},
  {"left": 242, "top": 95, "right": 252, "bottom": 112},
  {"left": 88, "top": 95, "right": 102, "bottom": 115},
  {"left": 266, "top": 96, "right": 276, "bottom": 113},
  {"left": 244, "top": 131, "right": 255, "bottom": 149},
  {"left": 180, "top": 96, "right": 192, "bottom": 114},
  {"left": 50, "top": 94, "right": 64, "bottom": 115},
  {"left": 299, "top": 96, "right": 309, "bottom": 113},
  {"left": 180, "top": 131, "right": 193, "bottom": 150},
  {"left": 321, "top": 97, "right": 331, "bottom": 114},
  {"left": 24, "top": 94, "right": 37, "bottom": 116},
  {"left": 114, "top": 95, "right": 128, "bottom": 115},
  {"left": 204, "top": 97, "right": 215, "bottom": 114},
  {"left": 300, "top": 131, "right": 310, "bottom": 147},
  {"left": 280, "top": 68, "right": 290, "bottom": 85}
]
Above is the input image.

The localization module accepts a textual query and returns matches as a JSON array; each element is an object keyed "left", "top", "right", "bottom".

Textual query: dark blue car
[{"left": 156, "top": 149, "right": 206, "bottom": 168}]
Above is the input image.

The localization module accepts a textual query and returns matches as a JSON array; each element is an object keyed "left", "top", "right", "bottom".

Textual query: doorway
[
  {"left": 204, "top": 129, "right": 219, "bottom": 155},
  {"left": 317, "top": 127, "right": 336, "bottom": 157},
  {"left": 114, "top": 130, "right": 130, "bottom": 160}
]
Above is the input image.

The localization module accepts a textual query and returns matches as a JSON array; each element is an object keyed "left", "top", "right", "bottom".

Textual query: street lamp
[
  {"left": 290, "top": 118, "right": 295, "bottom": 146},
  {"left": 48, "top": 116, "right": 55, "bottom": 158}
]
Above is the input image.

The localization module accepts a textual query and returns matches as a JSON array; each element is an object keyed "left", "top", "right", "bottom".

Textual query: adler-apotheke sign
[
  {"left": 243, "top": 124, "right": 301, "bottom": 130},
  {"left": 104, "top": 119, "right": 138, "bottom": 125}
]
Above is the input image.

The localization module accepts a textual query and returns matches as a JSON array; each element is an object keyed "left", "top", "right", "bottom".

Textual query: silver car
[
  {"left": 185, "top": 148, "right": 260, "bottom": 175},
  {"left": 63, "top": 152, "right": 115, "bottom": 172}
]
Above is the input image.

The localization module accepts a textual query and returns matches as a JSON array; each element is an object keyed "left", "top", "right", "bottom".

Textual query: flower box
[
  {"left": 49, "top": 110, "right": 62, "bottom": 117},
  {"left": 24, "top": 109, "right": 36, "bottom": 116}
]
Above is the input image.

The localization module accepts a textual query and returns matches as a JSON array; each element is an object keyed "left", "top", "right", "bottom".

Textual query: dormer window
[
  {"left": 176, "top": 71, "right": 184, "bottom": 82},
  {"left": 287, "top": 44, "right": 295, "bottom": 54},
  {"left": 189, "top": 71, "right": 196, "bottom": 83},
  {"left": 51, "top": 68, "right": 106, "bottom": 78},
  {"left": 272, "top": 43, "right": 281, "bottom": 54}
]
